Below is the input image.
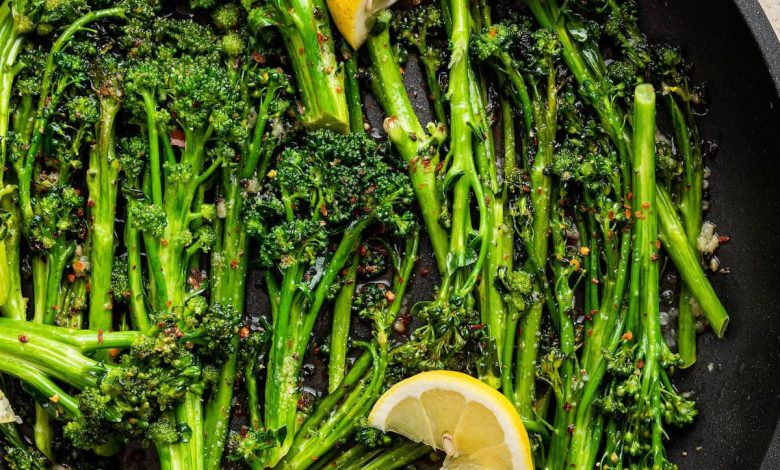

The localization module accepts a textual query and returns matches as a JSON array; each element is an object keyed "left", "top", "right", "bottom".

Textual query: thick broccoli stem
[
  {"left": 446, "top": 0, "right": 489, "bottom": 301},
  {"left": 632, "top": 83, "right": 666, "bottom": 465},
  {"left": 0, "top": 318, "right": 139, "bottom": 350},
  {"left": 87, "top": 91, "right": 121, "bottom": 334},
  {"left": 328, "top": 254, "right": 359, "bottom": 393},
  {"left": 514, "top": 60, "right": 557, "bottom": 418},
  {"left": 273, "top": 0, "right": 348, "bottom": 132},
  {"left": 366, "top": 24, "right": 449, "bottom": 273},
  {"left": 0, "top": 204, "right": 24, "bottom": 320},
  {"left": 546, "top": 191, "right": 577, "bottom": 469},
  {"left": 668, "top": 96, "right": 703, "bottom": 366},
  {"left": 0, "top": 12, "right": 23, "bottom": 310}
]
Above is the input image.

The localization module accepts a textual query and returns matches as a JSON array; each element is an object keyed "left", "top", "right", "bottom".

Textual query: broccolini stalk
[
  {"left": 122, "top": 17, "right": 242, "bottom": 469},
  {"left": 631, "top": 83, "right": 666, "bottom": 466},
  {"left": 243, "top": 0, "right": 349, "bottom": 132},
  {"left": 328, "top": 254, "right": 359, "bottom": 393},
  {"left": 667, "top": 96, "right": 703, "bottom": 367},
  {"left": 514, "top": 41, "right": 558, "bottom": 420},
  {"left": 280, "top": 230, "right": 419, "bottom": 469},
  {"left": 366, "top": 15, "right": 449, "bottom": 273},
  {"left": 202, "top": 39, "right": 293, "bottom": 468},
  {"left": 86, "top": 65, "right": 123, "bottom": 334}
]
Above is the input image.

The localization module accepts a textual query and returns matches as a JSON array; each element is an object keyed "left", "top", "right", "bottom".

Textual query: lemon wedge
[
  {"left": 368, "top": 370, "right": 533, "bottom": 469},
  {"left": 326, "top": 0, "right": 397, "bottom": 49}
]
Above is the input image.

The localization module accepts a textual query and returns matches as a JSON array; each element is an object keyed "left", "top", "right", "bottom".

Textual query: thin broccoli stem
[
  {"left": 0, "top": 201, "right": 24, "bottom": 321},
  {"left": 274, "top": 0, "right": 348, "bottom": 132},
  {"left": 141, "top": 92, "right": 163, "bottom": 208},
  {"left": 124, "top": 208, "right": 149, "bottom": 330},
  {"left": 366, "top": 25, "right": 449, "bottom": 273},
  {"left": 668, "top": 96, "right": 703, "bottom": 366},
  {"left": 0, "top": 353, "right": 80, "bottom": 417},
  {"left": 342, "top": 43, "right": 364, "bottom": 134},
  {"left": 514, "top": 60, "right": 557, "bottom": 419},
  {"left": 359, "top": 441, "right": 431, "bottom": 470},
  {"left": 470, "top": 60, "right": 504, "bottom": 386},
  {"left": 657, "top": 187, "right": 728, "bottom": 335},
  {"left": 87, "top": 94, "right": 121, "bottom": 335},
  {"left": 499, "top": 97, "right": 518, "bottom": 397},
  {"left": 0, "top": 317, "right": 139, "bottom": 350},
  {"left": 328, "top": 254, "right": 359, "bottom": 393}
]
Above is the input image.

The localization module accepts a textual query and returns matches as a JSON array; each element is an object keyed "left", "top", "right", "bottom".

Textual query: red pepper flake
[
  {"left": 251, "top": 51, "right": 267, "bottom": 64},
  {"left": 420, "top": 267, "right": 429, "bottom": 276},
  {"left": 634, "top": 210, "right": 644, "bottom": 220},
  {"left": 567, "top": 424, "right": 576, "bottom": 434},
  {"left": 230, "top": 258, "right": 239, "bottom": 269},
  {"left": 470, "top": 324, "right": 485, "bottom": 330},
  {"left": 651, "top": 253, "right": 659, "bottom": 262},
  {"left": 240, "top": 426, "right": 249, "bottom": 438},
  {"left": 563, "top": 402, "right": 573, "bottom": 412},
  {"left": 239, "top": 326, "right": 250, "bottom": 339},
  {"left": 18, "top": 335, "right": 28, "bottom": 343},
  {"left": 607, "top": 210, "right": 615, "bottom": 220},
  {"left": 317, "top": 31, "right": 326, "bottom": 45},
  {"left": 626, "top": 191, "right": 633, "bottom": 201},
  {"left": 587, "top": 328, "right": 593, "bottom": 337},
  {"left": 87, "top": 199, "right": 96, "bottom": 208},
  {"left": 170, "top": 129, "right": 186, "bottom": 148},
  {"left": 656, "top": 239, "right": 661, "bottom": 249},
  {"left": 718, "top": 235, "right": 731, "bottom": 244},
  {"left": 625, "top": 209, "right": 632, "bottom": 219},
  {"left": 641, "top": 201, "right": 651, "bottom": 209},
  {"left": 109, "top": 348, "right": 120, "bottom": 359},
  {"left": 590, "top": 278, "right": 600, "bottom": 285},
  {"left": 67, "top": 273, "right": 76, "bottom": 283},
  {"left": 161, "top": 239, "right": 169, "bottom": 247},
  {"left": 385, "top": 290, "right": 396, "bottom": 303},
  {"left": 98, "top": 329, "right": 104, "bottom": 345},
  {"left": 637, "top": 359, "right": 645, "bottom": 369},
  {"left": 166, "top": 300, "right": 173, "bottom": 309}
]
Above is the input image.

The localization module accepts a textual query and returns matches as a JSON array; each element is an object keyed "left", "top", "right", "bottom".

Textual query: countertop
[{"left": 758, "top": 0, "right": 780, "bottom": 38}]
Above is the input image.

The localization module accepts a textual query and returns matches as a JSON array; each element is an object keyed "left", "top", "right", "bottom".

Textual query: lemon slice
[
  {"left": 368, "top": 371, "right": 533, "bottom": 469},
  {"left": 326, "top": 0, "right": 397, "bottom": 49}
]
